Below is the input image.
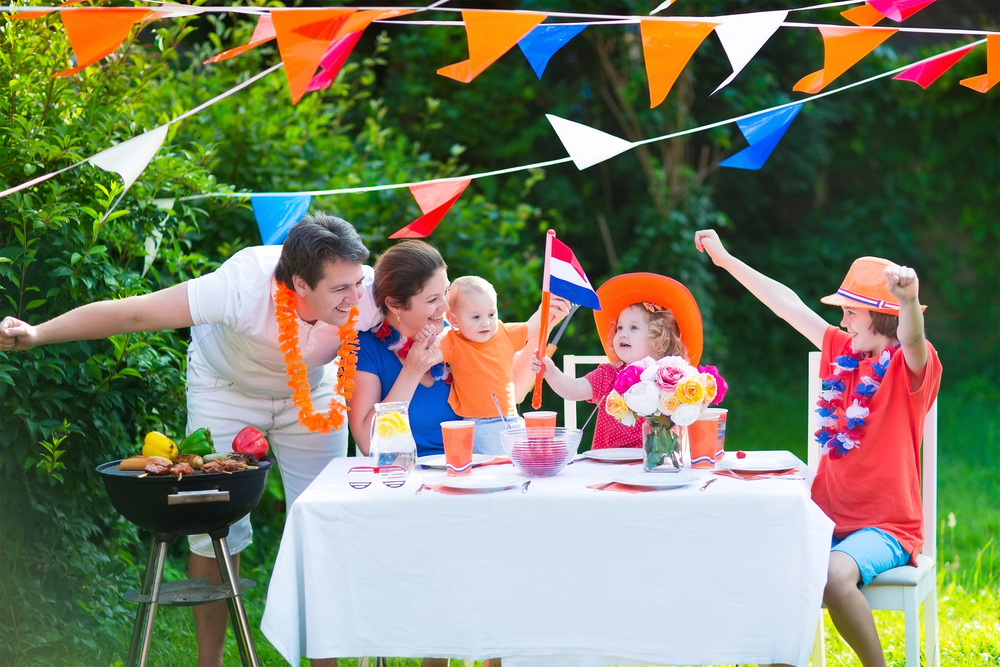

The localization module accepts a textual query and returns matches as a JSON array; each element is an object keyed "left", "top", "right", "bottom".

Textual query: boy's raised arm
[
  {"left": 694, "top": 229, "right": 829, "bottom": 349},
  {"left": 884, "top": 264, "right": 927, "bottom": 378}
]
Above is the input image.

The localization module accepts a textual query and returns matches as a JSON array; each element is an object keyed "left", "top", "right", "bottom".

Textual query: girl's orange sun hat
[{"left": 593, "top": 273, "right": 703, "bottom": 366}]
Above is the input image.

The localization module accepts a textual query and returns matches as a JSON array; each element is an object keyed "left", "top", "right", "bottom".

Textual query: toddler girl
[{"left": 532, "top": 273, "right": 702, "bottom": 449}]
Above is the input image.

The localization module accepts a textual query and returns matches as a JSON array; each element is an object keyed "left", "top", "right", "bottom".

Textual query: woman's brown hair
[{"left": 373, "top": 240, "right": 447, "bottom": 315}]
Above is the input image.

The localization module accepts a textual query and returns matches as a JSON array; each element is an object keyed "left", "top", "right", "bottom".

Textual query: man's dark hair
[
  {"left": 273, "top": 213, "right": 369, "bottom": 289},
  {"left": 869, "top": 311, "right": 899, "bottom": 339}
]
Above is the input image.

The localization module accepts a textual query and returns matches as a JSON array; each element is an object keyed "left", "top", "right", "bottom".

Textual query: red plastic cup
[{"left": 441, "top": 421, "right": 475, "bottom": 476}]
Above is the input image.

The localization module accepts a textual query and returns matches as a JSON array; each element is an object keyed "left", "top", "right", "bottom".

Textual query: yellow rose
[
  {"left": 701, "top": 373, "right": 717, "bottom": 404},
  {"left": 676, "top": 376, "right": 705, "bottom": 404},
  {"left": 605, "top": 390, "right": 632, "bottom": 423},
  {"left": 375, "top": 411, "right": 409, "bottom": 438},
  {"left": 659, "top": 393, "right": 681, "bottom": 415}
]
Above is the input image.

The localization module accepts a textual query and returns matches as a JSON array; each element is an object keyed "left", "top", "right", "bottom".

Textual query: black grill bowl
[{"left": 97, "top": 459, "right": 272, "bottom": 535}]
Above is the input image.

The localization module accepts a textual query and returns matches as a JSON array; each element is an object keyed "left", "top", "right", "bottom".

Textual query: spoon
[{"left": 491, "top": 393, "right": 512, "bottom": 434}]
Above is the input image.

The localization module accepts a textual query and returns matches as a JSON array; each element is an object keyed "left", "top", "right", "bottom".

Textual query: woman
[{"left": 349, "top": 240, "right": 569, "bottom": 457}]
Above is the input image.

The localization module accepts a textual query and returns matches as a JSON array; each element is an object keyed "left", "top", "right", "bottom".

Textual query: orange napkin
[
  {"left": 712, "top": 468, "right": 801, "bottom": 481},
  {"left": 586, "top": 482, "right": 655, "bottom": 494},
  {"left": 477, "top": 457, "right": 511, "bottom": 467}
]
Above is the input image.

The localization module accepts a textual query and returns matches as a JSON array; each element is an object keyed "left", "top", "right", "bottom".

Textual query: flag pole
[{"left": 532, "top": 229, "right": 556, "bottom": 410}]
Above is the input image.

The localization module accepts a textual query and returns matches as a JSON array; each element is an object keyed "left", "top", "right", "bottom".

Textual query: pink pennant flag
[
  {"left": 307, "top": 30, "right": 363, "bottom": 92},
  {"left": 893, "top": 44, "right": 977, "bottom": 89},
  {"left": 389, "top": 179, "right": 471, "bottom": 239},
  {"left": 868, "top": 0, "right": 936, "bottom": 22}
]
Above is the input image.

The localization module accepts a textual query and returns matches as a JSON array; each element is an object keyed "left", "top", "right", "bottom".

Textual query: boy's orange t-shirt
[
  {"left": 811, "top": 326, "right": 942, "bottom": 564},
  {"left": 438, "top": 322, "right": 528, "bottom": 419}
]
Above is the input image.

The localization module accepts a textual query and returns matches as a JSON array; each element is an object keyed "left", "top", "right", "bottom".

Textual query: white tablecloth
[{"left": 261, "top": 452, "right": 834, "bottom": 667}]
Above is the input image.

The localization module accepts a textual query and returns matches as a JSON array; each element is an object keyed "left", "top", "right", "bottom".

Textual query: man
[{"left": 1, "top": 213, "right": 379, "bottom": 667}]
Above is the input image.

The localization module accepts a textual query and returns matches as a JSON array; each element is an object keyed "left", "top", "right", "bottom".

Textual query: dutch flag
[{"left": 545, "top": 235, "right": 602, "bottom": 311}]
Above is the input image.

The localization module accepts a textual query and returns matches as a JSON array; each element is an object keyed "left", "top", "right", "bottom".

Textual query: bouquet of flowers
[{"left": 605, "top": 356, "right": 728, "bottom": 469}]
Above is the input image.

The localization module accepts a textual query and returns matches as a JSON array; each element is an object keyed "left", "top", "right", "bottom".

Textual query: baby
[{"left": 418, "top": 276, "right": 529, "bottom": 455}]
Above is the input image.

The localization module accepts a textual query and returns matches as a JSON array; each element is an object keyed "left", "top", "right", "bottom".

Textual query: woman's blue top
[{"left": 356, "top": 330, "right": 458, "bottom": 456}]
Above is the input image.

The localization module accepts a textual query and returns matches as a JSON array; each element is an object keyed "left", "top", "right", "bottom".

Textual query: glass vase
[{"left": 641, "top": 417, "right": 689, "bottom": 473}]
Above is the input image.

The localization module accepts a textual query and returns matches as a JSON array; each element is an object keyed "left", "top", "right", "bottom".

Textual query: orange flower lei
[{"left": 274, "top": 280, "right": 359, "bottom": 434}]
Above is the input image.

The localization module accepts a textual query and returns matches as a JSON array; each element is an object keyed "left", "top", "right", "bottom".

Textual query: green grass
[{"left": 56, "top": 388, "right": 1000, "bottom": 666}]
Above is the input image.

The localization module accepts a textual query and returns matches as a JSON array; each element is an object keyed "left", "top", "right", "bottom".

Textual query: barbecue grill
[{"left": 98, "top": 459, "right": 273, "bottom": 667}]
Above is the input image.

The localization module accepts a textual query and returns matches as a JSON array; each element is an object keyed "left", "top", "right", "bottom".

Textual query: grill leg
[
  {"left": 211, "top": 533, "right": 260, "bottom": 667},
  {"left": 126, "top": 536, "right": 161, "bottom": 667},
  {"left": 137, "top": 537, "right": 169, "bottom": 667}
]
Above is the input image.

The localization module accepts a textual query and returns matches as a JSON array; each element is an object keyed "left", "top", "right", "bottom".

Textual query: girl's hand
[
  {"left": 884, "top": 264, "right": 919, "bottom": 303},
  {"left": 694, "top": 230, "right": 730, "bottom": 266},
  {"left": 530, "top": 353, "right": 556, "bottom": 376}
]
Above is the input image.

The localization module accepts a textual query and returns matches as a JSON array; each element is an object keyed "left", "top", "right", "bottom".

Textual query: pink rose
[
  {"left": 697, "top": 364, "right": 728, "bottom": 405},
  {"left": 614, "top": 364, "right": 644, "bottom": 394},
  {"left": 653, "top": 364, "right": 686, "bottom": 392}
]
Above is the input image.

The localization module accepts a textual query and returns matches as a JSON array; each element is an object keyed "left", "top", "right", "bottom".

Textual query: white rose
[
  {"left": 640, "top": 364, "right": 658, "bottom": 382},
  {"left": 623, "top": 381, "right": 660, "bottom": 417},
  {"left": 620, "top": 411, "right": 636, "bottom": 427},
  {"left": 671, "top": 403, "right": 701, "bottom": 427}
]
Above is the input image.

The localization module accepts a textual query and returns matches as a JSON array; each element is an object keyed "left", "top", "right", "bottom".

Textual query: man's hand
[
  {"left": 0, "top": 316, "right": 38, "bottom": 351},
  {"left": 884, "top": 264, "right": 919, "bottom": 303}
]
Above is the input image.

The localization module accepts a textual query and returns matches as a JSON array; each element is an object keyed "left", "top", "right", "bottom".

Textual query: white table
[{"left": 262, "top": 452, "right": 834, "bottom": 667}]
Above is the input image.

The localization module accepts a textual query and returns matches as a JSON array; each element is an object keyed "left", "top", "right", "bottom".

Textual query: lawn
[{"left": 85, "top": 388, "right": 998, "bottom": 666}]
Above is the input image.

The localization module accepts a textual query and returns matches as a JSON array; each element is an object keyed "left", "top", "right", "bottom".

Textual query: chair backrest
[
  {"left": 807, "top": 350, "right": 938, "bottom": 560},
  {"left": 562, "top": 354, "right": 610, "bottom": 429}
]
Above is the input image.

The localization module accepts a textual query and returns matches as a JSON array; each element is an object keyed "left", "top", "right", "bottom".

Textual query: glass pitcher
[{"left": 369, "top": 401, "right": 417, "bottom": 475}]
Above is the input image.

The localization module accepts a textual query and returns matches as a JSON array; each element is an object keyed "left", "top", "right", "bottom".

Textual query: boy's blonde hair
[
  {"left": 447, "top": 275, "right": 497, "bottom": 312},
  {"left": 607, "top": 304, "right": 688, "bottom": 360}
]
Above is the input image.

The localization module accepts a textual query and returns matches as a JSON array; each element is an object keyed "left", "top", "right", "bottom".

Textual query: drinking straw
[{"left": 491, "top": 393, "right": 512, "bottom": 434}]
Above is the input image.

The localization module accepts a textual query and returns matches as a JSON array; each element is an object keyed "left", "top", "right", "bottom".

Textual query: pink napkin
[{"left": 476, "top": 457, "right": 511, "bottom": 467}]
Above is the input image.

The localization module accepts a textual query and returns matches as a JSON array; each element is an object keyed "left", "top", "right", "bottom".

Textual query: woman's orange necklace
[{"left": 274, "top": 280, "right": 359, "bottom": 433}]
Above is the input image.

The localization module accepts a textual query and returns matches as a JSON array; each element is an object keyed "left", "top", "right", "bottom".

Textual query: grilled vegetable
[
  {"left": 142, "top": 431, "right": 178, "bottom": 461},
  {"left": 178, "top": 428, "right": 215, "bottom": 456},
  {"left": 203, "top": 452, "right": 233, "bottom": 463},
  {"left": 232, "top": 426, "right": 269, "bottom": 458},
  {"left": 175, "top": 454, "right": 204, "bottom": 470}
]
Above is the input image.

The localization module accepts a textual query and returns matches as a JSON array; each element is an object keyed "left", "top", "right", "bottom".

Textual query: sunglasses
[{"left": 347, "top": 465, "right": 407, "bottom": 489}]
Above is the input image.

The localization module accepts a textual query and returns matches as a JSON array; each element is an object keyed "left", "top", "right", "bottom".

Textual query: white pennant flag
[
  {"left": 712, "top": 11, "right": 787, "bottom": 95},
  {"left": 546, "top": 114, "right": 633, "bottom": 171},
  {"left": 87, "top": 124, "right": 169, "bottom": 194}
]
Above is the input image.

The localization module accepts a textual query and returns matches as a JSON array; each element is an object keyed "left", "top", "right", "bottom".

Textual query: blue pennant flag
[
  {"left": 518, "top": 24, "right": 587, "bottom": 79},
  {"left": 251, "top": 195, "right": 312, "bottom": 245},
  {"left": 719, "top": 104, "right": 802, "bottom": 171}
]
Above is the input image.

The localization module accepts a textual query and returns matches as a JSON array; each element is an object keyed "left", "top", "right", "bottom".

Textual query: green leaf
[{"left": 25, "top": 299, "right": 47, "bottom": 310}]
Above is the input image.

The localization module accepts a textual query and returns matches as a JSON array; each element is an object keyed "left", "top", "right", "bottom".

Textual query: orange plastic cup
[
  {"left": 703, "top": 408, "right": 728, "bottom": 463},
  {"left": 689, "top": 411, "right": 721, "bottom": 469},
  {"left": 523, "top": 411, "right": 557, "bottom": 430},
  {"left": 441, "top": 421, "right": 475, "bottom": 476}
]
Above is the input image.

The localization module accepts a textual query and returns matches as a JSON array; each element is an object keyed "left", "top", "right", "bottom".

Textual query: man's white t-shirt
[{"left": 186, "top": 246, "right": 380, "bottom": 398}]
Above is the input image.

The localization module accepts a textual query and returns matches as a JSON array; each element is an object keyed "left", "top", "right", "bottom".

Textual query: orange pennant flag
[
  {"left": 389, "top": 179, "right": 471, "bottom": 239},
  {"left": 204, "top": 14, "right": 277, "bottom": 64},
  {"left": 271, "top": 8, "right": 356, "bottom": 105},
  {"left": 793, "top": 27, "right": 896, "bottom": 94},
  {"left": 340, "top": 8, "right": 414, "bottom": 36},
  {"left": 438, "top": 10, "right": 546, "bottom": 83},
  {"left": 960, "top": 34, "right": 1000, "bottom": 93},
  {"left": 841, "top": 4, "right": 884, "bottom": 27},
  {"left": 54, "top": 8, "right": 152, "bottom": 77},
  {"left": 13, "top": 0, "right": 82, "bottom": 21},
  {"left": 639, "top": 20, "right": 717, "bottom": 108}
]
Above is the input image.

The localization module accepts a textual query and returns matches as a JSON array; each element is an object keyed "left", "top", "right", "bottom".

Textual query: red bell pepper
[{"left": 232, "top": 426, "right": 269, "bottom": 458}]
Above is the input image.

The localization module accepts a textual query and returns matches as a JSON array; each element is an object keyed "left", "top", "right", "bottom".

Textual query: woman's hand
[{"left": 694, "top": 230, "right": 731, "bottom": 267}]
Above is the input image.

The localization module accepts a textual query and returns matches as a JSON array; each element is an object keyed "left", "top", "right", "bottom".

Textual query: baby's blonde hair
[
  {"left": 608, "top": 303, "right": 688, "bottom": 360},
  {"left": 447, "top": 275, "right": 497, "bottom": 312}
]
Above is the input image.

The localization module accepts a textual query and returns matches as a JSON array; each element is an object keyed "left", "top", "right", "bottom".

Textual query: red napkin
[
  {"left": 586, "top": 482, "right": 655, "bottom": 494},
  {"left": 712, "top": 468, "right": 801, "bottom": 481}
]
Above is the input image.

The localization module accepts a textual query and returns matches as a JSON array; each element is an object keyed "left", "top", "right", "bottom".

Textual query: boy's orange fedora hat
[
  {"left": 593, "top": 273, "right": 703, "bottom": 366},
  {"left": 820, "top": 257, "right": 927, "bottom": 315}
]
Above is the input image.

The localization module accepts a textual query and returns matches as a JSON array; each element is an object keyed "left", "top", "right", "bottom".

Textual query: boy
[
  {"left": 694, "top": 229, "right": 941, "bottom": 667},
  {"left": 421, "top": 276, "right": 529, "bottom": 454}
]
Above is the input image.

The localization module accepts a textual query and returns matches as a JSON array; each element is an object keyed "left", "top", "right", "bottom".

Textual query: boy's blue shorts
[{"left": 831, "top": 527, "right": 911, "bottom": 588}]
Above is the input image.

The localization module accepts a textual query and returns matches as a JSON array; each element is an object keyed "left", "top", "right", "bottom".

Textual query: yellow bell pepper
[{"left": 142, "top": 431, "right": 178, "bottom": 461}]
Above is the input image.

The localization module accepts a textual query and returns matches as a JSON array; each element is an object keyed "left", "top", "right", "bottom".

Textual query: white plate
[
  {"left": 611, "top": 469, "right": 699, "bottom": 489},
  {"left": 437, "top": 474, "right": 523, "bottom": 491},
  {"left": 417, "top": 454, "right": 497, "bottom": 469},
  {"left": 583, "top": 448, "right": 644, "bottom": 463},
  {"left": 716, "top": 458, "right": 800, "bottom": 474}
]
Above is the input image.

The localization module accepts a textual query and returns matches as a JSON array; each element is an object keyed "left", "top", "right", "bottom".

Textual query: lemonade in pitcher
[{"left": 369, "top": 401, "right": 417, "bottom": 475}]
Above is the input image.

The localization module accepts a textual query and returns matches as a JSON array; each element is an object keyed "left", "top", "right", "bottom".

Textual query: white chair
[
  {"left": 807, "top": 350, "right": 939, "bottom": 667},
  {"left": 561, "top": 354, "right": 609, "bottom": 428}
]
